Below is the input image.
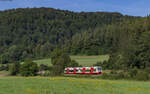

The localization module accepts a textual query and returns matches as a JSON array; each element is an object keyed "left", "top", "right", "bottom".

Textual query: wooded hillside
[
  {"left": 0, "top": 8, "right": 133, "bottom": 63},
  {"left": 1, "top": 8, "right": 150, "bottom": 70}
]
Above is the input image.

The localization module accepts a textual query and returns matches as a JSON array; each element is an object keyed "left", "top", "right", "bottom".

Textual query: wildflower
[{"left": 25, "top": 89, "right": 36, "bottom": 94}]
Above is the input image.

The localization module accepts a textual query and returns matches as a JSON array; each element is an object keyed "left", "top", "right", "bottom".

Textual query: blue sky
[{"left": 0, "top": 0, "right": 149, "bottom": 16}]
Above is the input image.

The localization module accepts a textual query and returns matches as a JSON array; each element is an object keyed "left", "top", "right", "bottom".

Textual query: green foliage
[
  {"left": 0, "top": 54, "right": 10, "bottom": 64},
  {"left": 0, "top": 64, "right": 9, "bottom": 71},
  {"left": 51, "top": 48, "right": 79, "bottom": 75},
  {"left": 51, "top": 48, "right": 71, "bottom": 68},
  {"left": 101, "top": 71, "right": 126, "bottom": 80},
  {"left": 9, "top": 62, "right": 20, "bottom": 75},
  {"left": 94, "top": 60, "right": 109, "bottom": 70},
  {"left": 39, "top": 64, "right": 50, "bottom": 71},
  {"left": 0, "top": 8, "right": 131, "bottom": 63},
  {"left": 20, "top": 60, "right": 39, "bottom": 76},
  {"left": 69, "top": 60, "right": 79, "bottom": 67},
  {"left": 94, "top": 18, "right": 150, "bottom": 70},
  {"left": 101, "top": 73, "right": 109, "bottom": 79},
  {"left": 129, "top": 68, "right": 138, "bottom": 78},
  {"left": 51, "top": 65, "right": 64, "bottom": 76},
  {"left": 0, "top": 7, "right": 150, "bottom": 71},
  {"left": 101, "top": 69, "right": 149, "bottom": 81},
  {"left": 145, "top": 68, "right": 150, "bottom": 73},
  {"left": 135, "top": 71, "right": 149, "bottom": 81}
]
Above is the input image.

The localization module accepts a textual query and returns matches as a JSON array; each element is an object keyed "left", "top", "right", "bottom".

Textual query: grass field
[
  {"left": 34, "top": 55, "right": 109, "bottom": 66},
  {"left": 0, "top": 77, "right": 149, "bottom": 94}
]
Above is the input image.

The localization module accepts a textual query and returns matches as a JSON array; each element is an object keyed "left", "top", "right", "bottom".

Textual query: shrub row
[{"left": 101, "top": 69, "right": 150, "bottom": 81}]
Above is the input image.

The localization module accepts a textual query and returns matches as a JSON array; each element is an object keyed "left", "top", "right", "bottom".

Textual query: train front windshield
[{"left": 97, "top": 67, "right": 102, "bottom": 72}]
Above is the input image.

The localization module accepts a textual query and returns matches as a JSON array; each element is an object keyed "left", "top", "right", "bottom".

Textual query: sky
[{"left": 0, "top": 0, "right": 150, "bottom": 16}]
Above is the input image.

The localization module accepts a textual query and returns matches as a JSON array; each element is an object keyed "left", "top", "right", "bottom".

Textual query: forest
[{"left": 0, "top": 7, "right": 150, "bottom": 70}]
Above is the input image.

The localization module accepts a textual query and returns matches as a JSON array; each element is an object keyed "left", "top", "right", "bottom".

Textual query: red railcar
[{"left": 64, "top": 66, "right": 102, "bottom": 74}]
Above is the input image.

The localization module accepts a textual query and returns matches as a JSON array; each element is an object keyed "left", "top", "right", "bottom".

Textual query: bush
[
  {"left": 39, "top": 64, "right": 50, "bottom": 71},
  {"left": 145, "top": 68, "right": 150, "bottom": 73},
  {"left": 101, "top": 73, "right": 109, "bottom": 79},
  {"left": 9, "top": 62, "right": 20, "bottom": 75},
  {"left": 102, "top": 71, "right": 126, "bottom": 80},
  {"left": 129, "top": 68, "right": 138, "bottom": 78},
  {"left": 110, "top": 70, "right": 117, "bottom": 74},
  {"left": 51, "top": 48, "right": 79, "bottom": 76},
  {"left": 39, "top": 71, "right": 51, "bottom": 76},
  {"left": 0, "top": 65, "right": 5, "bottom": 71},
  {"left": 0, "top": 64, "right": 9, "bottom": 71},
  {"left": 69, "top": 60, "right": 79, "bottom": 67},
  {"left": 51, "top": 65, "right": 63, "bottom": 76},
  {"left": 135, "top": 71, "right": 149, "bottom": 81},
  {"left": 20, "top": 60, "right": 39, "bottom": 76},
  {"left": 94, "top": 60, "right": 109, "bottom": 70}
]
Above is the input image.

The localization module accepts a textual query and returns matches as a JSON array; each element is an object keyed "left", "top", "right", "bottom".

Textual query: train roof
[{"left": 65, "top": 66, "right": 101, "bottom": 69}]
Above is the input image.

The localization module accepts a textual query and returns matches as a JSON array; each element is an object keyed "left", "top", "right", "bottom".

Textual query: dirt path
[
  {"left": 0, "top": 74, "right": 5, "bottom": 77},
  {"left": 0, "top": 71, "right": 8, "bottom": 77}
]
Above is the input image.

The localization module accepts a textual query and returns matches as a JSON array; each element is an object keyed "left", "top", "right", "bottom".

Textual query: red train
[{"left": 64, "top": 66, "right": 102, "bottom": 74}]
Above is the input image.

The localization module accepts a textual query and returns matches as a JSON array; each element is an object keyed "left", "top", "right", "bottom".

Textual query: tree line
[
  {"left": 9, "top": 48, "right": 80, "bottom": 76},
  {"left": 1, "top": 7, "right": 150, "bottom": 72},
  {"left": 0, "top": 8, "right": 136, "bottom": 64}
]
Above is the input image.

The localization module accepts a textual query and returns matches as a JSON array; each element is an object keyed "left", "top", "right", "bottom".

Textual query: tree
[
  {"left": 51, "top": 48, "right": 70, "bottom": 75},
  {"left": 9, "top": 62, "right": 20, "bottom": 75},
  {"left": 39, "top": 64, "right": 50, "bottom": 71},
  {"left": 51, "top": 48, "right": 71, "bottom": 68},
  {"left": 0, "top": 8, "right": 127, "bottom": 63},
  {"left": 20, "top": 60, "right": 39, "bottom": 76},
  {"left": 0, "top": 54, "right": 10, "bottom": 64},
  {"left": 69, "top": 60, "right": 79, "bottom": 67},
  {"left": 51, "top": 48, "right": 79, "bottom": 75}
]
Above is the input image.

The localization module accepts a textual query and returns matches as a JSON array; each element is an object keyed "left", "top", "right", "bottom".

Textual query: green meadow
[
  {"left": 0, "top": 77, "right": 149, "bottom": 94},
  {"left": 34, "top": 55, "right": 109, "bottom": 66}
]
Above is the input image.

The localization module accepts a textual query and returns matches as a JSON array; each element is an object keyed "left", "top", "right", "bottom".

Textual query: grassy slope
[
  {"left": 34, "top": 55, "right": 109, "bottom": 66},
  {"left": 0, "top": 77, "right": 149, "bottom": 94}
]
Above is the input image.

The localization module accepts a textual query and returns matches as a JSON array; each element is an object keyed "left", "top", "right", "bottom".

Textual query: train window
[
  {"left": 98, "top": 68, "right": 101, "bottom": 71},
  {"left": 64, "top": 70, "right": 67, "bottom": 72},
  {"left": 93, "top": 69, "right": 96, "bottom": 71},
  {"left": 69, "top": 70, "right": 74, "bottom": 72},
  {"left": 85, "top": 69, "right": 91, "bottom": 72}
]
